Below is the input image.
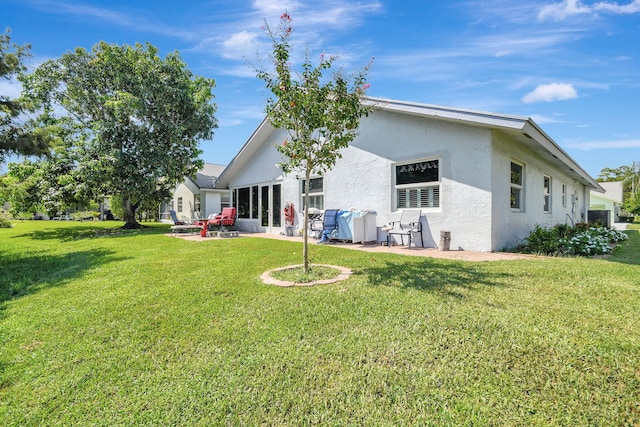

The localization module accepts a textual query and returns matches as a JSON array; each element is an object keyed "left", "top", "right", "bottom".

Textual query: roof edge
[{"left": 365, "top": 96, "right": 528, "bottom": 130}]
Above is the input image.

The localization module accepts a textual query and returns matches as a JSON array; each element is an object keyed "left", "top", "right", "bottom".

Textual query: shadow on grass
[
  {"left": 605, "top": 228, "right": 640, "bottom": 265},
  {"left": 361, "top": 258, "right": 511, "bottom": 297},
  {"left": 0, "top": 248, "right": 124, "bottom": 309},
  {"left": 11, "top": 223, "right": 170, "bottom": 242}
]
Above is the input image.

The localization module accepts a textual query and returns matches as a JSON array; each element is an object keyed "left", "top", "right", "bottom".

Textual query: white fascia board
[
  {"left": 522, "top": 120, "right": 604, "bottom": 192},
  {"left": 368, "top": 97, "right": 603, "bottom": 192},
  {"left": 214, "top": 117, "right": 273, "bottom": 189},
  {"left": 366, "top": 97, "right": 528, "bottom": 130}
]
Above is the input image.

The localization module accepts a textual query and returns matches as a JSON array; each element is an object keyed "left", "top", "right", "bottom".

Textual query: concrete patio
[{"left": 168, "top": 231, "right": 540, "bottom": 262}]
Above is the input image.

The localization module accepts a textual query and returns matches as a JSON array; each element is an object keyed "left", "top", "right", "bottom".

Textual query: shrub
[
  {"left": 0, "top": 211, "right": 12, "bottom": 228},
  {"left": 71, "top": 210, "right": 98, "bottom": 221},
  {"left": 523, "top": 223, "right": 628, "bottom": 256},
  {"left": 524, "top": 224, "right": 572, "bottom": 256}
]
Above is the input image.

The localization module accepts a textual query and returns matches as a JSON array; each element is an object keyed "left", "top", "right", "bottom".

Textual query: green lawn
[{"left": 1, "top": 221, "right": 639, "bottom": 426}]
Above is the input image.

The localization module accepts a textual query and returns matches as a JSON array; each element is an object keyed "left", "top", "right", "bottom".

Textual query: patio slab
[{"left": 168, "top": 231, "right": 539, "bottom": 262}]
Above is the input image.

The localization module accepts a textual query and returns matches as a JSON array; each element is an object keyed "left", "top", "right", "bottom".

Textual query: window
[
  {"left": 237, "top": 187, "right": 250, "bottom": 218},
  {"left": 301, "top": 177, "right": 324, "bottom": 210},
  {"left": 194, "top": 194, "right": 201, "bottom": 213},
  {"left": 394, "top": 160, "right": 440, "bottom": 209},
  {"left": 233, "top": 186, "right": 260, "bottom": 219},
  {"left": 177, "top": 197, "right": 183, "bottom": 213},
  {"left": 251, "top": 185, "right": 258, "bottom": 219},
  {"left": 510, "top": 161, "right": 524, "bottom": 210},
  {"left": 543, "top": 175, "right": 552, "bottom": 213},
  {"left": 561, "top": 183, "right": 566, "bottom": 207},
  {"left": 273, "top": 184, "right": 281, "bottom": 227}
]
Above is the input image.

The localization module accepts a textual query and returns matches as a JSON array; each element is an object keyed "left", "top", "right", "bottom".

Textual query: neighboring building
[
  {"left": 214, "top": 98, "right": 603, "bottom": 252},
  {"left": 590, "top": 181, "right": 623, "bottom": 226},
  {"left": 161, "top": 163, "right": 228, "bottom": 223}
]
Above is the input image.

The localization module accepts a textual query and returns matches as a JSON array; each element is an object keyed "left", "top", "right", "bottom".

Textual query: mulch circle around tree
[{"left": 260, "top": 264, "right": 352, "bottom": 287}]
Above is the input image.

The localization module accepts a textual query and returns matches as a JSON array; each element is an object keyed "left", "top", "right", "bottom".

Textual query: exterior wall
[
  {"left": 491, "top": 131, "right": 588, "bottom": 250},
  {"left": 168, "top": 181, "right": 226, "bottom": 221},
  {"left": 332, "top": 109, "right": 495, "bottom": 251},
  {"left": 589, "top": 194, "right": 617, "bottom": 225},
  {"left": 225, "top": 109, "right": 593, "bottom": 252},
  {"left": 231, "top": 110, "right": 496, "bottom": 250},
  {"left": 597, "top": 181, "right": 623, "bottom": 203},
  {"left": 201, "top": 190, "right": 223, "bottom": 218},
  {"left": 172, "top": 180, "right": 199, "bottom": 219},
  {"left": 227, "top": 130, "right": 287, "bottom": 232},
  {"left": 590, "top": 181, "right": 623, "bottom": 225}
]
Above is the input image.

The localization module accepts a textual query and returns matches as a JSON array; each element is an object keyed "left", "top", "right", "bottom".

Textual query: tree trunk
[
  {"left": 302, "top": 168, "right": 311, "bottom": 273},
  {"left": 122, "top": 198, "right": 142, "bottom": 229}
]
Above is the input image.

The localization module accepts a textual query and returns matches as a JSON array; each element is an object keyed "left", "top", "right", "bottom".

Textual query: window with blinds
[
  {"left": 397, "top": 186, "right": 440, "bottom": 208},
  {"left": 394, "top": 160, "right": 440, "bottom": 209}
]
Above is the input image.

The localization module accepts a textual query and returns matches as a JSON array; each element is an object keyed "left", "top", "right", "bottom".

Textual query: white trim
[
  {"left": 543, "top": 174, "right": 552, "bottom": 214},
  {"left": 510, "top": 160, "right": 525, "bottom": 212},
  {"left": 393, "top": 158, "right": 441, "bottom": 211}
]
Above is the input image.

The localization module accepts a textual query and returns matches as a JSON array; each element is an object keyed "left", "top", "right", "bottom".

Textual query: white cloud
[
  {"left": 565, "top": 139, "right": 640, "bottom": 150},
  {"left": 252, "top": 0, "right": 301, "bottom": 16},
  {"left": 522, "top": 83, "right": 578, "bottom": 103},
  {"left": 538, "top": 0, "right": 591, "bottom": 21},
  {"left": 538, "top": 0, "right": 640, "bottom": 21},
  {"left": 221, "top": 31, "right": 261, "bottom": 60},
  {"left": 595, "top": 0, "right": 640, "bottom": 14}
]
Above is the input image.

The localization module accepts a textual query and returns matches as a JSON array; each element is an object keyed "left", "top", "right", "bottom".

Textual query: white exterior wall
[
  {"left": 224, "top": 108, "right": 594, "bottom": 252},
  {"left": 491, "top": 131, "right": 588, "bottom": 250},
  {"left": 171, "top": 181, "right": 225, "bottom": 220},
  {"left": 327, "top": 110, "right": 495, "bottom": 251},
  {"left": 589, "top": 194, "right": 618, "bottom": 226},
  {"left": 172, "top": 180, "right": 199, "bottom": 218},
  {"left": 234, "top": 111, "right": 490, "bottom": 250},
  {"left": 202, "top": 191, "right": 222, "bottom": 217},
  {"left": 227, "top": 129, "right": 287, "bottom": 232}
]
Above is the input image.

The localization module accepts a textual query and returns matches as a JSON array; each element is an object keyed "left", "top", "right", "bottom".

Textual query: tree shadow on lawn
[
  {"left": 0, "top": 248, "right": 124, "bottom": 311},
  {"left": 361, "top": 258, "right": 512, "bottom": 297},
  {"left": 604, "top": 229, "right": 640, "bottom": 265},
  {"left": 11, "top": 223, "right": 170, "bottom": 242}
]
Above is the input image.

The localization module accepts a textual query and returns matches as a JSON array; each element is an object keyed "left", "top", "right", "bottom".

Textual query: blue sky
[{"left": 2, "top": 0, "right": 640, "bottom": 178}]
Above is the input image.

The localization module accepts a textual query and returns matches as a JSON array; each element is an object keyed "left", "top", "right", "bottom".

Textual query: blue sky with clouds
[{"left": 2, "top": 0, "right": 640, "bottom": 177}]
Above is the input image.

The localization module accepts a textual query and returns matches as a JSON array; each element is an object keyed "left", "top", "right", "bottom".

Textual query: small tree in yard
[
  {"left": 256, "top": 13, "right": 372, "bottom": 272},
  {"left": 21, "top": 42, "right": 217, "bottom": 228}
]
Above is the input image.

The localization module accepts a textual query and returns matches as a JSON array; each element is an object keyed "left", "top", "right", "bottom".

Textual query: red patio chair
[{"left": 208, "top": 207, "right": 237, "bottom": 231}]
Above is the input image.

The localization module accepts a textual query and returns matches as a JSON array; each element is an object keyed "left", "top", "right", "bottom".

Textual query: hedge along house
[
  {"left": 160, "top": 163, "right": 229, "bottom": 223},
  {"left": 214, "top": 98, "right": 603, "bottom": 252}
]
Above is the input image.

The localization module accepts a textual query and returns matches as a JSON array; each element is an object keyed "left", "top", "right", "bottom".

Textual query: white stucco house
[
  {"left": 590, "top": 181, "right": 623, "bottom": 226},
  {"left": 161, "top": 163, "right": 228, "bottom": 223},
  {"left": 214, "top": 98, "right": 603, "bottom": 252}
]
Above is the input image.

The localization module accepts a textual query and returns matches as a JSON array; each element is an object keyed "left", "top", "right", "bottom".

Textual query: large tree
[
  {"left": 21, "top": 42, "right": 217, "bottom": 228},
  {"left": 0, "top": 29, "right": 51, "bottom": 163},
  {"left": 256, "top": 13, "right": 372, "bottom": 271}
]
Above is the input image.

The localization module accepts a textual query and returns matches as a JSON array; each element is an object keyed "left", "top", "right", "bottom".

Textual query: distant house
[
  {"left": 590, "top": 181, "right": 623, "bottom": 226},
  {"left": 214, "top": 98, "right": 603, "bottom": 251},
  {"left": 161, "top": 163, "right": 228, "bottom": 223}
]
